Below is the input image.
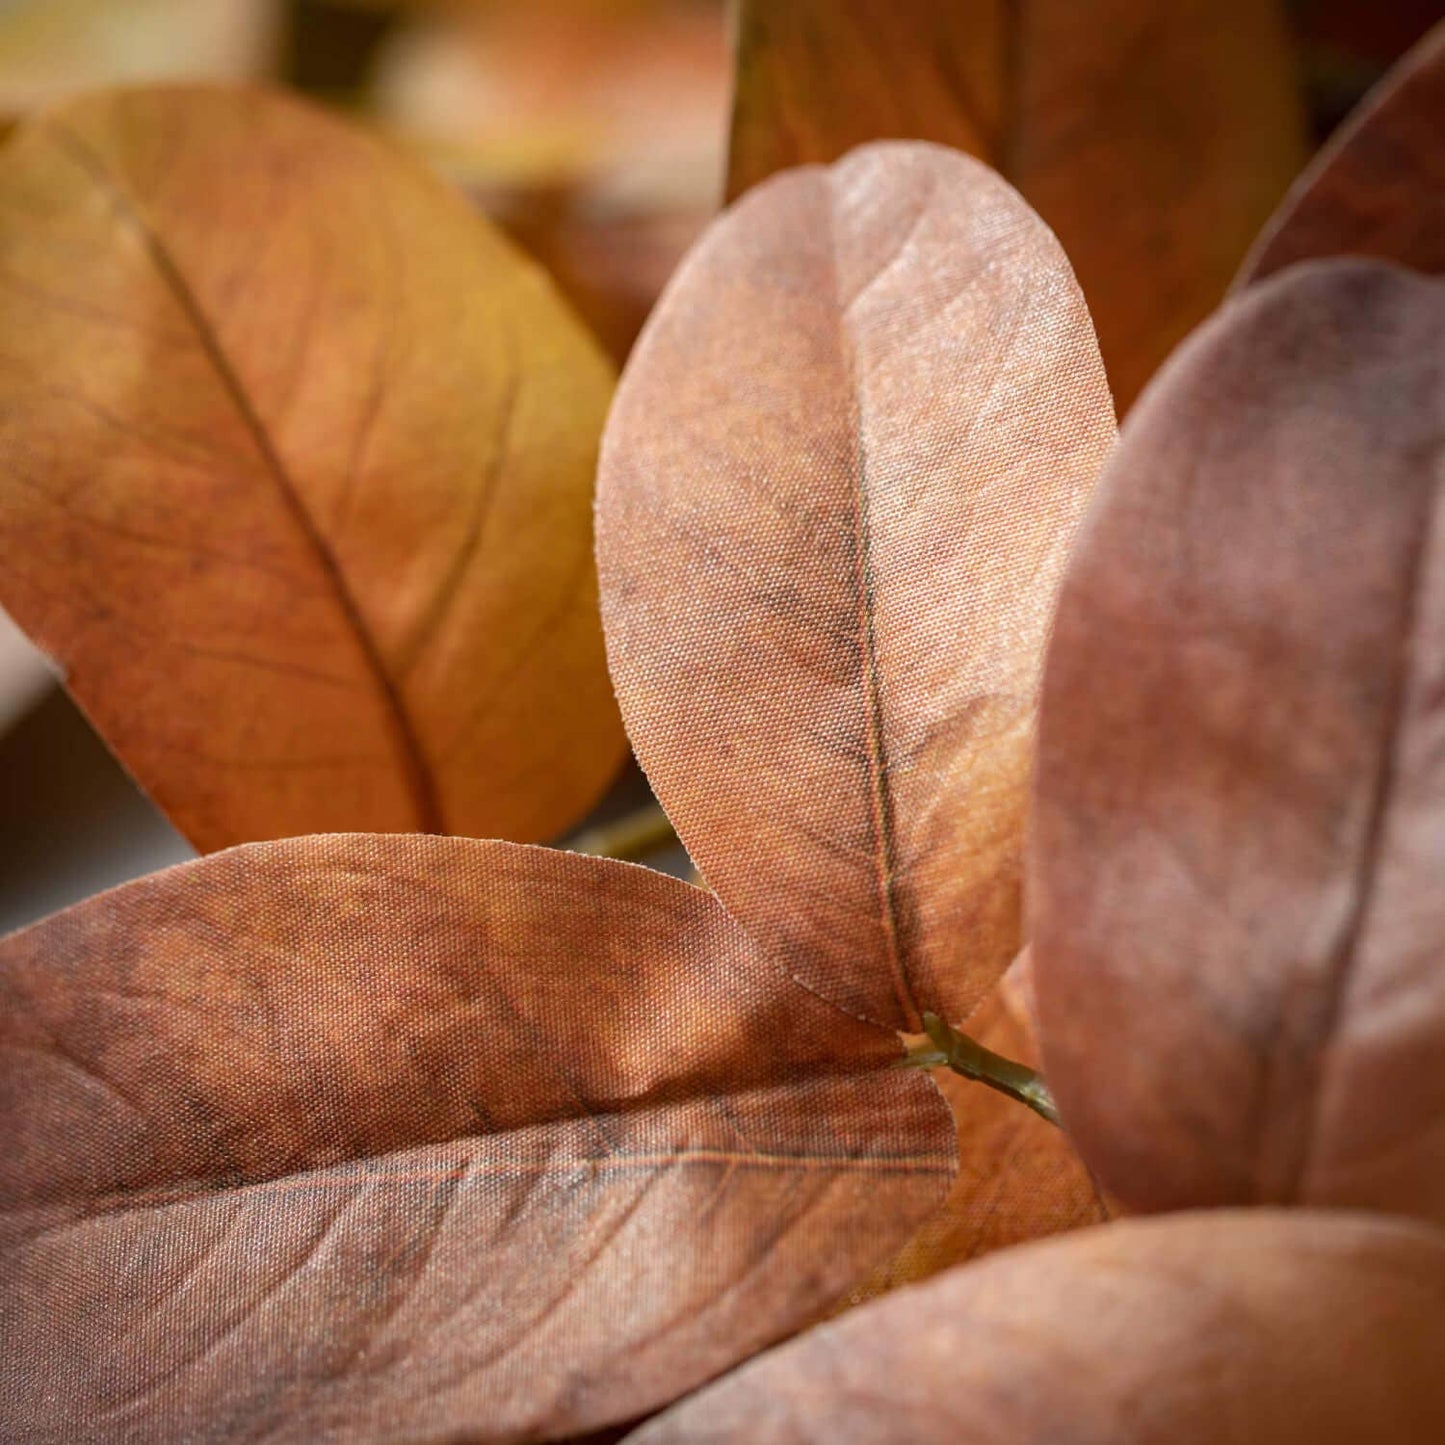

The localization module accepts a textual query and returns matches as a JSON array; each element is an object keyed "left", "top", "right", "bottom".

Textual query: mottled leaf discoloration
[{"left": 0, "top": 835, "right": 954, "bottom": 1443}]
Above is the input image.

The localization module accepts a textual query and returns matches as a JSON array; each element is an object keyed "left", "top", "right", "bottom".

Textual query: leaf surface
[
  {"left": 0, "top": 835, "right": 954, "bottom": 1443},
  {"left": 598, "top": 142, "right": 1115, "bottom": 1031},
  {"left": 0, "top": 84, "right": 624, "bottom": 852},
  {"left": 629, "top": 1210, "right": 1445, "bottom": 1443},
  {"left": 728, "top": 0, "right": 1306, "bottom": 408},
  {"left": 1032, "top": 260, "right": 1445, "bottom": 1223},
  {"left": 1239, "top": 18, "right": 1445, "bottom": 283}
]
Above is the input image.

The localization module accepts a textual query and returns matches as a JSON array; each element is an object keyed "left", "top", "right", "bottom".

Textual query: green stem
[{"left": 903, "top": 1013, "right": 1061, "bottom": 1128}]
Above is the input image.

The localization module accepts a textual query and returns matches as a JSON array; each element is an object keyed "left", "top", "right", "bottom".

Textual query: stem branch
[{"left": 903, "top": 1012, "right": 1061, "bottom": 1128}]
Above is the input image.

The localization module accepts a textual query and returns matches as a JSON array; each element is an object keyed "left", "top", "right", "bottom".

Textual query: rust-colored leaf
[
  {"left": 630, "top": 1210, "right": 1445, "bottom": 1443},
  {"left": 597, "top": 142, "right": 1115, "bottom": 1031},
  {"left": 728, "top": 0, "right": 1306, "bottom": 409},
  {"left": 1239, "top": 18, "right": 1445, "bottom": 283},
  {"left": 0, "top": 84, "right": 625, "bottom": 852},
  {"left": 1032, "top": 260, "right": 1445, "bottom": 1224},
  {"left": 0, "top": 835, "right": 954, "bottom": 1442},
  {"left": 843, "top": 954, "right": 1108, "bottom": 1303}
]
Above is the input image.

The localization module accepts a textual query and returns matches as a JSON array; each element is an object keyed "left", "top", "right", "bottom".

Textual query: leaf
[
  {"left": 597, "top": 142, "right": 1116, "bottom": 1032},
  {"left": 1031, "top": 259, "right": 1445, "bottom": 1224},
  {"left": 0, "top": 835, "right": 954, "bottom": 1443},
  {"left": 0, "top": 84, "right": 625, "bottom": 853},
  {"left": 627, "top": 1210, "right": 1445, "bottom": 1442},
  {"left": 1238, "top": 18, "right": 1445, "bottom": 283},
  {"left": 728, "top": 0, "right": 1306, "bottom": 409},
  {"left": 843, "top": 953, "right": 1108, "bottom": 1302}
]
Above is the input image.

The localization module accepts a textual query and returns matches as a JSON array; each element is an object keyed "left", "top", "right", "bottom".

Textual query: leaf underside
[
  {"left": 1031, "top": 259, "right": 1445, "bottom": 1226},
  {"left": 599, "top": 141, "right": 1115, "bottom": 1034}
]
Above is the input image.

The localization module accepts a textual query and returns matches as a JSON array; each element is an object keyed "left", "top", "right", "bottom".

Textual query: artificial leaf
[
  {"left": 0, "top": 84, "right": 625, "bottom": 853},
  {"left": 1239, "top": 17, "right": 1445, "bottom": 283},
  {"left": 843, "top": 953, "right": 1108, "bottom": 1303},
  {"left": 629, "top": 1210, "right": 1445, "bottom": 1442},
  {"left": 597, "top": 141, "right": 1115, "bottom": 1032},
  {"left": 728, "top": 0, "right": 1306, "bottom": 409},
  {"left": 1031, "top": 259, "right": 1445, "bottom": 1223},
  {"left": 0, "top": 834, "right": 954, "bottom": 1443}
]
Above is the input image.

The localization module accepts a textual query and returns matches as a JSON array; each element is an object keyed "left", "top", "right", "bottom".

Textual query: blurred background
[{"left": 0, "top": 0, "right": 1440, "bottom": 930}]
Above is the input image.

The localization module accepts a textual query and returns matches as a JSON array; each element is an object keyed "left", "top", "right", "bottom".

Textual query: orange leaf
[
  {"left": 1032, "top": 259, "right": 1445, "bottom": 1224},
  {"left": 1239, "top": 18, "right": 1445, "bottom": 283},
  {"left": 630, "top": 1210, "right": 1445, "bottom": 1442},
  {"left": 599, "top": 142, "right": 1115, "bottom": 1031},
  {"left": 728, "top": 0, "right": 1307, "bottom": 408},
  {"left": 0, "top": 84, "right": 624, "bottom": 852},
  {"left": 0, "top": 836, "right": 954, "bottom": 1442}
]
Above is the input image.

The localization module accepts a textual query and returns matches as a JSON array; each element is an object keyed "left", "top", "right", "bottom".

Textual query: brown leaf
[
  {"left": 1031, "top": 259, "right": 1445, "bottom": 1223},
  {"left": 0, "top": 834, "right": 955, "bottom": 1442},
  {"left": 728, "top": 0, "right": 1306, "bottom": 409},
  {"left": 842, "top": 954, "right": 1108, "bottom": 1303},
  {"left": 1239, "top": 18, "right": 1445, "bottom": 283},
  {"left": 0, "top": 84, "right": 625, "bottom": 852},
  {"left": 597, "top": 142, "right": 1115, "bottom": 1032},
  {"left": 628, "top": 1209, "right": 1445, "bottom": 1443}
]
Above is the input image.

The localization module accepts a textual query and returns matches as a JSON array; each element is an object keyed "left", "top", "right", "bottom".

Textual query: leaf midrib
[
  {"left": 46, "top": 116, "right": 445, "bottom": 834},
  {"left": 825, "top": 177, "right": 921, "bottom": 1032}
]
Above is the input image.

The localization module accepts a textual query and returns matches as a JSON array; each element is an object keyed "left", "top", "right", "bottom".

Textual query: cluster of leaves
[{"left": 0, "top": 3, "right": 1442, "bottom": 1442}]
